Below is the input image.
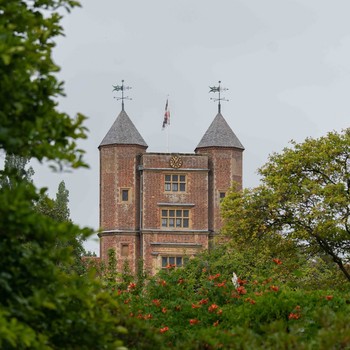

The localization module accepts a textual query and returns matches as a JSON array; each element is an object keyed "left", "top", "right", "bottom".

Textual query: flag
[{"left": 162, "top": 99, "right": 170, "bottom": 129}]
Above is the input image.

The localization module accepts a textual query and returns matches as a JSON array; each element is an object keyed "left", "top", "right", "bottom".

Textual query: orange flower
[
  {"left": 166, "top": 264, "right": 175, "bottom": 269},
  {"left": 208, "top": 273, "right": 221, "bottom": 280},
  {"left": 198, "top": 298, "right": 209, "bottom": 305},
  {"left": 152, "top": 299, "right": 161, "bottom": 307},
  {"left": 144, "top": 313, "right": 152, "bottom": 319},
  {"left": 213, "top": 320, "right": 219, "bottom": 327},
  {"left": 236, "top": 286, "right": 247, "bottom": 295},
  {"left": 273, "top": 258, "right": 282, "bottom": 265},
  {"left": 288, "top": 313, "right": 301, "bottom": 320},
  {"left": 160, "top": 326, "right": 169, "bottom": 333},
  {"left": 245, "top": 297, "right": 256, "bottom": 305},
  {"left": 159, "top": 279, "right": 167, "bottom": 286},
  {"left": 270, "top": 285, "right": 279, "bottom": 292},
  {"left": 189, "top": 319, "right": 199, "bottom": 325},
  {"left": 216, "top": 281, "right": 226, "bottom": 288},
  {"left": 208, "top": 304, "right": 219, "bottom": 313},
  {"left": 217, "top": 309, "right": 223, "bottom": 315},
  {"left": 325, "top": 295, "right": 333, "bottom": 300}
]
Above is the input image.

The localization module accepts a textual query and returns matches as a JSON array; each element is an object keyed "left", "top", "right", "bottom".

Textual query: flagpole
[{"left": 166, "top": 125, "right": 169, "bottom": 153}]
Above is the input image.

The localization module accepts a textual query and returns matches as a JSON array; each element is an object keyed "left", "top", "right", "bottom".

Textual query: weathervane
[
  {"left": 209, "top": 80, "right": 229, "bottom": 113},
  {"left": 112, "top": 80, "right": 132, "bottom": 111}
]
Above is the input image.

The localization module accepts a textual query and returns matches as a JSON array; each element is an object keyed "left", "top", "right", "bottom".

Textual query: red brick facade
[{"left": 99, "top": 112, "right": 243, "bottom": 275}]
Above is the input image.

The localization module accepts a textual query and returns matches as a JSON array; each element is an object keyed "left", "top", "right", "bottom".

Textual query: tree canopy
[
  {"left": 0, "top": 1, "right": 160, "bottom": 348},
  {"left": 222, "top": 129, "right": 350, "bottom": 282}
]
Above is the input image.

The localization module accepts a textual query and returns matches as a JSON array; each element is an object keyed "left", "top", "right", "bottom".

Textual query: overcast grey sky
[{"left": 31, "top": 0, "right": 350, "bottom": 254}]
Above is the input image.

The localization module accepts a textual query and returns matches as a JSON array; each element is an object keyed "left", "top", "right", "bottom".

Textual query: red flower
[
  {"left": 288, "top": 313, "right": 301, "bottom": 320},
  {"left": 128, "top": 282, "right": 136, "bottom": 290},
  {"left": 208, "top": 273, "right": 221, "bottom": 280},
  {"left": 198, "top": 298, "right": 209, "bottom": 305},
  {"left": 325, "top": 295, "right": 333, "bottom": 300},
  {"left": 273, "top": 258, "right": 282, "bottom": 265},
  {"left": 160, "top": 326, "right": 169, "bottom": 333},
  {"left": 208, "top": 304, "right": 219, "bottom": 313},
  {"left": 236, "top": 286, "right": 247, "bottom": 295},
  {"left": 216, "top": 281, "right": 226, "bottom": 288},
  {"left": 152, "top": 299, "right": 161, "bottom": 307},
  {"left": 213, "top": 320, "right": 219, "bottom": 327},
  {"left": 189, "top": 319, "right": 199, "bottom": 325},
  {"left": 237, "top": 278, "right": 248, "bottom": 285},
  {"left": 245, "top": 297, "right": 256, "bottom": 305},
  {"left": 159, "top": 279, "right": 167, "bottom": 286},
  {"left": 161, "top": 307, "right": 167, "bottom": 314},
  {"left": 270, "top": 285, "right": 279, "bottom": 292}
]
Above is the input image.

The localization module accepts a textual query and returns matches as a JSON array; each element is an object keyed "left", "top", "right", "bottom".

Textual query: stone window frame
[
  {"left": 164, "top": 173, "right": 187, "bottom": 193},
  {"left": 120, "top": 188, "right": 132, "bottom": 203},
  {"left": 161, "top": 208, "right": 190, "bottom": 229},
  {"left": 161, "top": 256, "right": 188, "bottom": 269},
  {"left": 121, "top": 243, "right": 129, "bottom": 257}
]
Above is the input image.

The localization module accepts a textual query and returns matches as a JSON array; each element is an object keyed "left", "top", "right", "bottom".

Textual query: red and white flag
[{"left": 162, "top": 99, "right": 170, "bottom": 129}]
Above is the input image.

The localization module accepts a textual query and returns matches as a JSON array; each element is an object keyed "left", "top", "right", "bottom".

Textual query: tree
[
  {"left": 0, "top": 153, "right": 34, "bottom": 188},
  {"left": 0, "top": 1, "right": 159, "bottom": 348},
  {"left": 222, "top": 129, "right": 350, "bottom": 283}
]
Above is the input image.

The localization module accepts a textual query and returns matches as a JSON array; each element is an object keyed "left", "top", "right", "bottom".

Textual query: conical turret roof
[
  {"left": 99, "top": 109, "right": 148, "bottom": 148},
  {"left": 196, "top": 113, "right": 244, "bottom": 150}
]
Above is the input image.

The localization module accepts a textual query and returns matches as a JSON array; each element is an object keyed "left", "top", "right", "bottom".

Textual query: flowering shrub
[{"left": 111, "top": 252, "right": 350, "bottom": 349}]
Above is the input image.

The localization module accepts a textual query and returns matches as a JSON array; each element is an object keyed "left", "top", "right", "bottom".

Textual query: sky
[{"left": 29, "top": 0, "right": 350, "bottom": 254}]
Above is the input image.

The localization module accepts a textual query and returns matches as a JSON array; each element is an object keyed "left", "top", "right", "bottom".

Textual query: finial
[
  {"left": 209, "top": 80, "right": 229, "bottom": 113},
  {"left": 112, "top": 79, "right": 132, "bottom": 111}
]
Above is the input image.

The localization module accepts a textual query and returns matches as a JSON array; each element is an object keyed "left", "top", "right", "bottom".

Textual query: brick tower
[
  {"left": 99, "top": 108, "right": 148, "bottom": 273},
  {"left": 99, "top": 105, "right": 244, "bottom": 275},
  {"left": 195, "top": 112, "right": 244, "bottom": 237}
]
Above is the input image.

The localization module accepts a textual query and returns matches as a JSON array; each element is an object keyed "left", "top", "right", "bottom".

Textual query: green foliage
[
  {"left": 0, "top": 0, "right": 161, "bottom": 348},
  {"left": 115, "top": 252, "right": 350, "bottom": 349},
  {"left": 0, "top": 0, "right": 87, "bottom": 169},
  {"left": 222, "top": 129, "right": 350, "bottom": 282}
]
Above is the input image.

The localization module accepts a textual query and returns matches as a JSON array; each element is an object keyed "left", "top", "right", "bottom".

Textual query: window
[
  {"left": 121, "top": 244, "right": 129, "bottom": 257},
  {"left": 162, "top": 256, "right": 186, "bottom": 268},
  {"left": 165, "top": 174, "right": 186, "bottom": 192},
  {"left": 121, "top": 188, "right": 130, "bottom": 202},
  {"left": 161, "top": 209, "right": 189, "bottom": 228},
  {"left": 219, "top": 192, "right": 226, "bottom": 201}
]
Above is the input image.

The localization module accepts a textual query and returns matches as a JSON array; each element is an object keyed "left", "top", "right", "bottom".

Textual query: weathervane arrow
[
  {"left": 209, "top": 81, "right": 229, "bottom": 113},
  {"left": 112, "top": 79, "right": 132, "bottom": 110}
]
